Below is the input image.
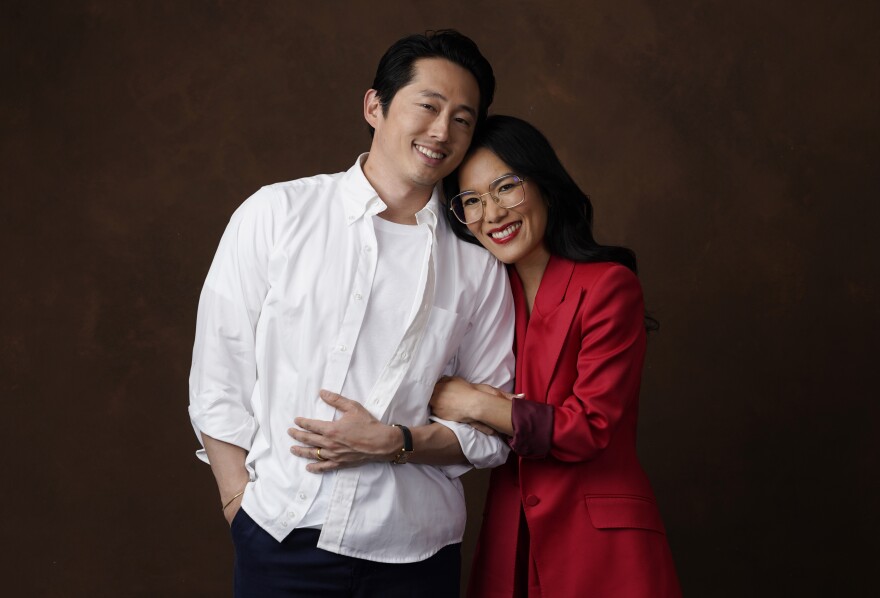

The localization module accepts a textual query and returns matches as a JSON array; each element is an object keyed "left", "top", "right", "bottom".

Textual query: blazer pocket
[{"left": 585, "top": 494, "right": 666, "bottom": 534}]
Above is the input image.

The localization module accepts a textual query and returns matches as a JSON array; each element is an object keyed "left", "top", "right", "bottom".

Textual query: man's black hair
[{"left": 368, "top": 30, "right": 495, "bottom": 136}]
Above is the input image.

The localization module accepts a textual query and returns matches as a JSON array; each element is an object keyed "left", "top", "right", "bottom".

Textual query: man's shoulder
[
  {"left": 264, "top": 170, "right": 346, "bottom": 199},
  {"left": 227, "top": 171, "right": 346, "bottom": 235},
  {"left": 238, "top": 170, "right": 347, "bottom": 215}
]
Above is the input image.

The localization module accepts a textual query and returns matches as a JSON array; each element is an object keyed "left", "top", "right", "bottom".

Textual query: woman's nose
[{"left": 483, "top": 198, "right": 508, "bottom": 223}]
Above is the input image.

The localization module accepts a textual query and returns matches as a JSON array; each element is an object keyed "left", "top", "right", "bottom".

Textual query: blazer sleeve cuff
[{"left": 508, "top": 399, "right": 554, "bottom": 458}]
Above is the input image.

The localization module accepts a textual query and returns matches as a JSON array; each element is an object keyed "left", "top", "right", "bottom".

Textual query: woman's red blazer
[{"left": 468, "top": 256, "right": 681, "bottom": 598}]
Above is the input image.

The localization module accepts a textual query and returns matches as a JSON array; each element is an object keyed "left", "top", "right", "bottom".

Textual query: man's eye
[
  {"left": 455, "top": 117, "right": 471, "bottom": 127},
  {"left": 420, "top": 104, "right": 436, "bottom": 111}
]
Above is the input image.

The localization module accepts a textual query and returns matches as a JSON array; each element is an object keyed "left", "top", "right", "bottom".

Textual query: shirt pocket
[
  {"left": 408, "top": 305, "right": 468, "bottom": 386},
  {"left": 584, "top": 494, "right": 667, "bottom": 534}
]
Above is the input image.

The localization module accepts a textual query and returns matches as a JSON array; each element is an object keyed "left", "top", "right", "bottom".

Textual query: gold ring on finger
[{"left": 316, "top": 447, "right": 326, "bottom": 461}]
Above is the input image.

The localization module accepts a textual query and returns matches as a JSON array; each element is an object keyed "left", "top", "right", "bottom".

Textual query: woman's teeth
[{"left": 490, "top": 222, "right": 521, "bottom": 239}]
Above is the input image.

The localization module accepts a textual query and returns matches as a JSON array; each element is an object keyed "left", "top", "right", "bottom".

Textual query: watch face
[{"left": 394, "top": 449, "right": 412, "bottom": 465}]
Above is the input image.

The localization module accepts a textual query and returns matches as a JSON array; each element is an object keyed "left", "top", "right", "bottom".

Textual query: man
[{"left": 188, "top": 31, "right": 514, "bottom": 597}]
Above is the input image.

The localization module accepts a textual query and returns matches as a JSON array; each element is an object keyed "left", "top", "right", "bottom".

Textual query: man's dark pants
[{"left": 231, "top": 509, "right": 461, "bottom": 597}]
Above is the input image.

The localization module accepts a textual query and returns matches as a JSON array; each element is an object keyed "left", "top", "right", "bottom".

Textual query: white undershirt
[{"left": 298, "top": 214, "right": 427, "bottom": 528}]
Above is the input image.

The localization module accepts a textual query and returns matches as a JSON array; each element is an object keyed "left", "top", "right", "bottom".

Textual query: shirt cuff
[
  {"left": 437, "top": 463, "right": 473, "bottom": 479},
  {"left": 508, "top": 399, "right": 554, "bottom": 458},
  {"left": 188, "top": 404, "right": 258, "bottom": 463},
  {"left": 429, "top": 415, "right": 511, "bottom": 470}
]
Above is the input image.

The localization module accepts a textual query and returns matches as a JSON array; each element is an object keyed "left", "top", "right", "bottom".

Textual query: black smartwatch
[{"left": 391, "top": 424, "right": 413, "bottom": 465}]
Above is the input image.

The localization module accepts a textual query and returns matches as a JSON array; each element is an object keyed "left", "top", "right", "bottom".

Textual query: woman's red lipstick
[{"left": 485, "top": 221, "right": 522, "bottom": 244}]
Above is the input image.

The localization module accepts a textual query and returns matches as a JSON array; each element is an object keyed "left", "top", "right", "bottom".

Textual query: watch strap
[{"left": 391, "top": 424, "right": 413, "bottom": 464}]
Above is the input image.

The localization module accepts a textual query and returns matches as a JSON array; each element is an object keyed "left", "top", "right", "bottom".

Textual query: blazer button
[{"left": 524, "top": 495, "right": 540, "bottom": 507}]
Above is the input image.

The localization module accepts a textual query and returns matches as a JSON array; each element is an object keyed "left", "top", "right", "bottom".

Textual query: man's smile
[{"left": 414, "top": 143, "right": 447, "bottom": 160}]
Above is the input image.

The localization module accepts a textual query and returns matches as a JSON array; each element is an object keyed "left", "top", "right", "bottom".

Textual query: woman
[{"left": 432, "top": 115, "right": 681, "bottom": 597}]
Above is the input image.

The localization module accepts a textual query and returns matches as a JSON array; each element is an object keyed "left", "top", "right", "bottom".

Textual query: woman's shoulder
[
  {"left": 570, "top": 260, "right": 640, "bottom": 288},
  {"left": 568, "top": 261, "right": 645, "bottom": 325}
]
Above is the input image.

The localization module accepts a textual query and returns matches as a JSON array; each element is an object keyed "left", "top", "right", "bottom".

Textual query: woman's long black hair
[{"left": 443, "top": 115, "right": 658, "bottom": 330}]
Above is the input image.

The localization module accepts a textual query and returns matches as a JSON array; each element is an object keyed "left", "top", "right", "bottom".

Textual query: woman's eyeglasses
[{"left": 448, "top": 174, "right": 527, "bottom": 224}]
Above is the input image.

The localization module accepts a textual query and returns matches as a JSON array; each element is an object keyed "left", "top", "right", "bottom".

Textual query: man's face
[{"left": 364, "top": 58, "right": 480, "bottom": 192}]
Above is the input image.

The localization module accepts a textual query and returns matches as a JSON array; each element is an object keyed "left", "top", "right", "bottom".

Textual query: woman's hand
[
  {"left": 430, "top": 376, "right": 480, "bottom": 422},
  {"left": 431, "top": 376, "right": 512, "bottom": 434}
]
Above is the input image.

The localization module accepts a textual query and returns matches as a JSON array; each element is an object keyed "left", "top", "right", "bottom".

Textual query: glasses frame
[{"left": 448, "top": 174, "right": 527, "bottom": 225}]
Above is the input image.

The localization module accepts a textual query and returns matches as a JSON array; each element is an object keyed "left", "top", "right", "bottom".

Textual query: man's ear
[{"left": 364, "top": 89, "right": 382, "bottom": 128}]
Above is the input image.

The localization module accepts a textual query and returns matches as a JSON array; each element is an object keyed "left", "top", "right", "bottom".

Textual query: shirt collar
[{"left": 341, "top": 153, "right": 442, "bottom": 233}]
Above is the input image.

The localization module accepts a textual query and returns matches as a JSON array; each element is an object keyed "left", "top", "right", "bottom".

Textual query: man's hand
[
  {"left": 289, "top": 390, "right": 399, "bottom": 473},
  {"left": 222, "top": 492, "right": 244, "bottom": 526}
]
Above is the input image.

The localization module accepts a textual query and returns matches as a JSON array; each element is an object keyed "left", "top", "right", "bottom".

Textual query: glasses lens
[
  {"left": 451, "top": 193, "right": 483, "bottom": 224},
  {"left": 493, "top": 176, "right": 524, "bottom": 208}
]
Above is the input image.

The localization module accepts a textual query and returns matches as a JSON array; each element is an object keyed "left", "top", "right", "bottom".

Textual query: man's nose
[{"left": 429, "top": 116, "right": 450, "bottom": 141}]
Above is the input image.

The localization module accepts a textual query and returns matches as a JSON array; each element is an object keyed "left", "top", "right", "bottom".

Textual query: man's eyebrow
[{"left": 418, "top": 90, "right": 477, "bottom": 118}]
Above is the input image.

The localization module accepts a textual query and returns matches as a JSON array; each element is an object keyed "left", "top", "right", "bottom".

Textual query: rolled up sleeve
[
  {"left": 188, "top": 187, "right": 277, "bottom": 462},
  {"left": 433, "top": 258, "right": 515, "bottom": 475}
]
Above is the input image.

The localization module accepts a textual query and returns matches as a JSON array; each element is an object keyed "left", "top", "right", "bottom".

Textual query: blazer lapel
[
  {"left": 522, "top": 257, "right": 582, "bottom": 403},
  {"left": 508, "top": 266, "right": 529, "bottom": 395}
]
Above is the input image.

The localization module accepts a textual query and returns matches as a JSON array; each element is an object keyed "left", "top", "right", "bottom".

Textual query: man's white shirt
[{"left": 189, "top": 155, "right": 514, "bottom": 563}]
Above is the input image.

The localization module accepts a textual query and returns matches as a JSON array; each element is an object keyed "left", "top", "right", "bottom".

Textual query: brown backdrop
[{"left": 2, "top": 1, "right": 877, "bottom": 596}]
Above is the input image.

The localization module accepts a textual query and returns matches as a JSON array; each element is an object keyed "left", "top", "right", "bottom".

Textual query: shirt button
[
  {"left": 354, "top": 293, "right": 363, "bottom": 300},
  {"left": 298, "top": 493, "right": 307, "bottom": 500},
  {"left": 338, "top": 345, "right": 347, "bottom": 352},
  {"left": 288, "top": 511, "right": 296, "bottom": 518},
  {"left": 281, "top": 520, "right": 288, "bottom": 527},
  {"left": 364, "top": 246, "right": 372, "bottom": 253},
  {"left": 525, "top": 495, "right": 540, "bottom": 507},
  {"left": 400, "top": 351, "right": 409, "bottom": 360}
]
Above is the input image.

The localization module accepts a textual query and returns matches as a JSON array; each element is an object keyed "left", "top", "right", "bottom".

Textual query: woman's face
[{"left": 459, "top": 148, "right": 550, "bottom": 269}]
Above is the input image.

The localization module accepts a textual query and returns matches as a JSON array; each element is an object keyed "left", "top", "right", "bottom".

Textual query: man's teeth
[
  {"left": 490, "top": 223, "right": 521, "bottom": 239},
  {"left": 416, "top": 145, "right": 445, "bottom": 160}
]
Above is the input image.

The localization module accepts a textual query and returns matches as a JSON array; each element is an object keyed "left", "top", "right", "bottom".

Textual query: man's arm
[
  {"left": 189, "top": 188, "right": 277, "bottom": 513},
  {"left": 427, "top": 257, "right": 516, "bottom": 474},
  {"left": 288, "top": 391, "right": 467, "bottom": 472},
  {"left": 201, "top": 433, "right": 249, "bottom": 524}
]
